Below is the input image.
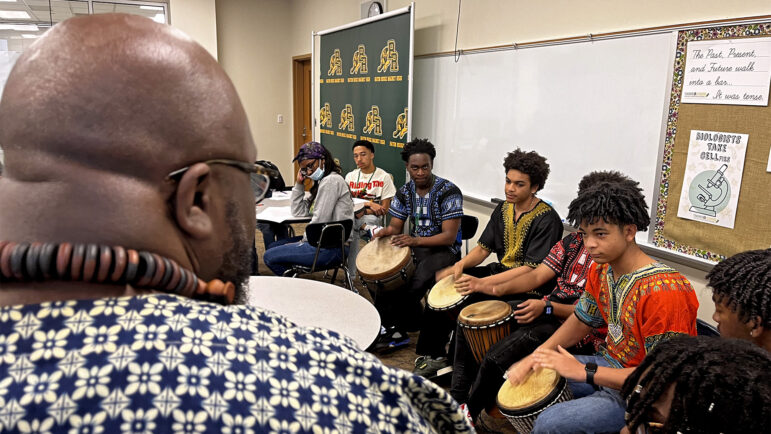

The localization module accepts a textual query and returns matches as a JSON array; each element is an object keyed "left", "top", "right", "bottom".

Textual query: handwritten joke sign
[{"left": 681, "top": 37, "right": 771, "bottom": 106}]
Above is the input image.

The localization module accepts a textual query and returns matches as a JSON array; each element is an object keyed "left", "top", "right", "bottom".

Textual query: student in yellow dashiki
[
  {"left": 436, "top": 148, "right": 562, "bottom": 291},
  {"left": 416, "top": 149, "right": 562, "bottom": 379}
]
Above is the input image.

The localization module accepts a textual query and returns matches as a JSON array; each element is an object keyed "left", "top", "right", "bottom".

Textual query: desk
[
  {"left": 247, "top": 276, "right": 381, "bottom": 349},
  {"left": 256, "top": 191, "right": 367, "bottom": 224}
]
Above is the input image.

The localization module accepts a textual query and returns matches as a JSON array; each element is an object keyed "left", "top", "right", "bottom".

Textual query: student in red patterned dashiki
[{"left": 506, "top": 176, "right": 698, "bottom": 434}]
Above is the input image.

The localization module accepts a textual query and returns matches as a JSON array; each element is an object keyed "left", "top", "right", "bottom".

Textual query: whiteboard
[{"left": 413, "top": 32, "right": 678, "bottom": 242}]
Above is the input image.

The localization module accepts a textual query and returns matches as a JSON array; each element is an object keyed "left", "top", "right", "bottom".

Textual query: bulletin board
[{"left": 654, "top": 23, "right": 771, "bottom": 261}]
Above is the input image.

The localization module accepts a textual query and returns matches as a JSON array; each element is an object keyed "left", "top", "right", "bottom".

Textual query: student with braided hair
[
  {"left": 707, "top": 248, "right": 771, "bottom": 351},
  {"left": 621, "top": 336, "right": 771, "bottom": 434},
  {"left": 506, "top": 178, "right": 699, "bottom": 433}
]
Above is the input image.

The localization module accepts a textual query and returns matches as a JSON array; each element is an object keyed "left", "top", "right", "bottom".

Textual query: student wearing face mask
[{"left": 263, "top": 142, "right": 354, "bottom": 276}]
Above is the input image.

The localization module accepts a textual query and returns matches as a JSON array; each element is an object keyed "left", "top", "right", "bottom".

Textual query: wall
[
  {"left": 216, "top": 0, "right": 293, "bottom": 171},
  {"left": 169, "top": 0, "right": 218, "bottom": 60},
  {"left": 216, "top": 0, "right": 771, "bottom": 324}
]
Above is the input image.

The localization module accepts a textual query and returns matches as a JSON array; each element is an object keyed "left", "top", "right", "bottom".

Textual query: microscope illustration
[{"left": 689, "top": 163, "right": 730, "bottom": 217}]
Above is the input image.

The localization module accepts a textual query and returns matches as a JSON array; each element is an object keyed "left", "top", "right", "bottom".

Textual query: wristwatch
[
  {"left": 585, "top": 362, "right": 599, "bottom": 390},
  {"left": 543, "top": 299, "right": 553, "bottom": 316}
]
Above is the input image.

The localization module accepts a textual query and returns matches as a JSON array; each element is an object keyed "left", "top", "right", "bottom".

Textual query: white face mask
[{"left": 309, "top": 163, "right": 325, "bottom": 181}]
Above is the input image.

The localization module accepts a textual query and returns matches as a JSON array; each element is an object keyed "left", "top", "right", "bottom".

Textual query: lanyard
[
  {"left": 356, "top": 168, "right": 377, "bottom": 197},
  {"left": 412, "top": 176, "right": 434, "bottom": 232}
]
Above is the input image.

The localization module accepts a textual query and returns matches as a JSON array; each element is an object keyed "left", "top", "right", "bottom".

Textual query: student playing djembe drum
[
  {"left": 505, "top": 178, "right": 698, "bottom": 433},
  {"left": 371, "top": 139, "right": 464, "bottom": 358}
]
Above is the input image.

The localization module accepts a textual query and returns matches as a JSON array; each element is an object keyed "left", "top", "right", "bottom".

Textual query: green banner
[{"left": 319, "top": 12, "right": 410, "bottom": 187}]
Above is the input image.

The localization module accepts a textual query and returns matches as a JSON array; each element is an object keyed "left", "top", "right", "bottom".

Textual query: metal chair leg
[
  {"left": 343, "top": 267, "right": 358, "bottom": 294},
  {"left": 330, "top": 268, "right": 339, "bottom": 284}
]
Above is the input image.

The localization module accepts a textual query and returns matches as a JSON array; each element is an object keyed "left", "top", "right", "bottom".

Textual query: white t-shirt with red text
[{"left": 345, "top": 167, "right": 397, "bottom": 203}]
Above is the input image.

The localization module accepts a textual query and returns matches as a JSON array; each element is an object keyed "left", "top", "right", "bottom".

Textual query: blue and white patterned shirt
[
  {"left": 0, "top": 294, "right": 473, "bottom": 433},
  {"left": 389, "top": 176, "right": 464, "bottom": 254}
]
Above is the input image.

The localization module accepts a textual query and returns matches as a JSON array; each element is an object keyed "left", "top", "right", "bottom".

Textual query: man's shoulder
[{"left": 344, "top": 169, "right": 360, "bottom": 181}]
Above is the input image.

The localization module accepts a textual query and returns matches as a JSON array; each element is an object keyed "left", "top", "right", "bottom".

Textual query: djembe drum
[
  {"left": 356, "top": 235, "right": 414, "bottom": 293},
  {"left": 426, "top": 273, "right": 469, "bottom": 317},
  {"left": 497, "top": 368, "right": 573, "bottom": 433},
  {"left": 457, "top": 300, "right": 514, "bottom": 364}
]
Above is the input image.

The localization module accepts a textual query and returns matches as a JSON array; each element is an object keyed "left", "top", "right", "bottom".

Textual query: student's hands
[
  {"left": 454, "top": 275, "right": 494, "bottom": 296},
  {"left": 513, "top": 299, "right": 546, "bottom": 324},
  {"left": 505, "top": 355, "right": 538, "bottom": 386},
  {"left": 435, "top": 266, "right": 454, "bottom": 281},
  {"left": 452, "top": 261, "right": 465, "bottom": 280},
  {"left": 367, "top": 202, "right": 387, "bottom": 216},
  {"left": 296, "top": 169, "right": 305, "bottom": 184},
  {"left": 532, "top": 345, "right": 585, "bottom": 382},
  {"left": 390, "top": 234, "right": 419, "bottom": 247}
]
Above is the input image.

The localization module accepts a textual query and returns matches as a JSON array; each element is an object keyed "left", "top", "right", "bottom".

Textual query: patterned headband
[{"left": 293, "top": 141, "right": 326, "bottom": 162}]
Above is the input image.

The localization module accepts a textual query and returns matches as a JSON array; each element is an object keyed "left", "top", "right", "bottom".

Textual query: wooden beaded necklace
[{"left": 0, "top": 241, "right": 235, "bottom": 304}]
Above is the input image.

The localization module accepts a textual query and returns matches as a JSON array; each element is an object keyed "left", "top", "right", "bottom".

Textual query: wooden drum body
[
  {"left": 356, "top": 236, "right": 414, "bottom": 293},
  {"left": 496, "top": 368, "right": 573, "bottom": 433},
  {"left": 427, "top": 274, "right": 468, "bottom": 314},
  {"left": 458, "top": 300, "right": 514, "bottom": 364}
]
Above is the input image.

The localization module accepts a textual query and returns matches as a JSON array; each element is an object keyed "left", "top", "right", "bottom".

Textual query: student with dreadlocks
[
  {"left": 506, "top": 178, "right": 699, "bottom": 433},
  {"left": 263, "top": 142, "right": 354, "bottom": 276},
  {"left": 707, "top": 248, "right": 771, "bottom": 351},
  {"left": 621, "top": 336, "right": 771, "bottom": 434},
  {"left": 371, "top": 138, "right": 464, "bottom": 365}
]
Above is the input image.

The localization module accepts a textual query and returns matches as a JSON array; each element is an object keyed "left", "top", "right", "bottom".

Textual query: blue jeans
[
  {"left": 532, "top": 355, "right": 626, "bottom": 434},
  {"left": 257, "top": 222, "right": 290, "bottom": 248},
  {"left": 263, "top": 236, "right": 345, "bottom": 276}
]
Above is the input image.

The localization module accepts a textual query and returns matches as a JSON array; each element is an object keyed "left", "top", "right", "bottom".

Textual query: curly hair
[
  {"left": 577, "top": 170, "right": 635, "bottom": 194},
  {"left": 401, "top": 138, "right": 436, "bottom": 162},
  {"left": 622, "top": 336, "right": 771, "bottom": 434},
  {"left": 707, "top": 249, "right": 771, "bottom": 329},
  {"left": 502, "top": 148, "right": 549, "bottom": 191},
  {"left": 567, "top": 178, "right": 649, "bottom": 231}
]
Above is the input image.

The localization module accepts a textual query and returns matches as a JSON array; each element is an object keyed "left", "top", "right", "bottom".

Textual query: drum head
[
  {"left": 356, "top": 236, "right": 411, "bottom": 280},
  {"left": 497, "top": 368, "right": 560, "bottom": 411},
  {"left": 458, "top": 300, "right": 512, "bottom": 326},
  {"left": 427, "top": 274, "right": 467, "bottom": 309}
]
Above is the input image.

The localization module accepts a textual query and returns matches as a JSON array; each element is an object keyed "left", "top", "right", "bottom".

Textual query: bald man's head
[
  {"left": 0, "top": 14, "right": 257, "bottom": 300},
  {"left": 0, "top": 13, "right": 254, "bottom": 181}
]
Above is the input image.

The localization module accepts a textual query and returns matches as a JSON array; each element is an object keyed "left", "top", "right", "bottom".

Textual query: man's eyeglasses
[{"left": 166, "top": 159, "right": 278, "bottom": 203}]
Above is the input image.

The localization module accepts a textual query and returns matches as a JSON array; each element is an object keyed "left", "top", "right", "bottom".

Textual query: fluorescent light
[
  {"left": 0, "top": 11, "right": 30, "bottom": 19},
  {"left": 0, "top": 24, "right": 38, "bottom": 31},
  {"left": 151, "top": 13, "right": 165, "bottom": 23},
  {"left": 21, "top": 33, "right": 37, "bottom": 38},
  {"left": 140, "top": 5, "right": 163, "bottom": 11}
]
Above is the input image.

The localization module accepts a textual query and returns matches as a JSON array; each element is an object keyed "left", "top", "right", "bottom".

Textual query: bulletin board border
[{"left": 652, "top": 23, "right": 771, "bottom": 262}]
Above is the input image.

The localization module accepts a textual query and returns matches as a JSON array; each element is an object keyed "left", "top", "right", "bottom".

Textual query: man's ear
[{"left": 173, "top": 163, "right": 213, "bottom": 239}]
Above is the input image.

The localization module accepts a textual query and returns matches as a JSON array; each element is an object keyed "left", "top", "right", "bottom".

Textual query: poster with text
[
  {"left": 319, "top": 11, "right": 411, "bottom": 188},
  {"left": 681, "top": 37, "right": 771, "bottom": 106},
  {"left": 677, "top": 130, "right": 748, "bottom": 228}
]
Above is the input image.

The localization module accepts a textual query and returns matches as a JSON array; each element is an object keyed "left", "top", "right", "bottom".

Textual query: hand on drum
[
  {"left": 390, "top": 234, "right": 418, "bottom": 247},
  {"left": 454, "top": 275, "right": 493, "bottom": 296},
  {"left": 532, "top": 346, "right": 584, "bottom": 382},
  {"left": 513, "top": 299, "right": 546, "bottom": 324},
  {"left": 505, "top": 355, "right": 538, "bottom": 386},
  {"left": 452, "top": 261, "right": 464, "bottom": 280}
]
